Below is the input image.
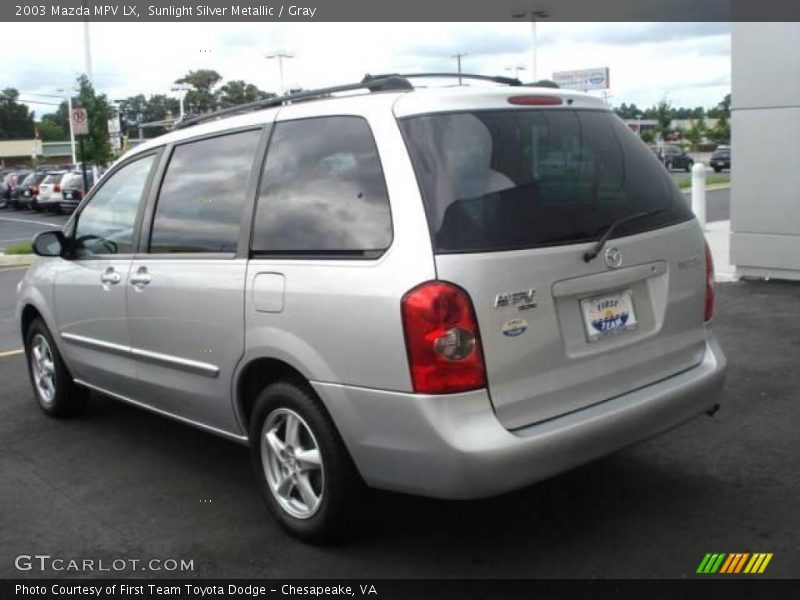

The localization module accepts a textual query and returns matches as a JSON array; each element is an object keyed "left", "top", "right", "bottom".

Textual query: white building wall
[{"left": 730, "top": 23, "right": 800, "bottom": 280}]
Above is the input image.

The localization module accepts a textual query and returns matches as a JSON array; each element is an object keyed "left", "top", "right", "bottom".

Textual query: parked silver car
[{"left": 16, "top": 74, "right": 726, "bottom": 542}]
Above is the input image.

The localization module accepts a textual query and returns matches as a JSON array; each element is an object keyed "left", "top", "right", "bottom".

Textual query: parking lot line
[
  {"left": 0, "top": 348, "right": 23, "bottom": 358},
  {"left": 0, "top": 216, "right": 61, "bottom": 227}
]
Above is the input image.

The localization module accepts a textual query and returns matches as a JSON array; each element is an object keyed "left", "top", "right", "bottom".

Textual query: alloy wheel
[
  {"left": 30, "top": 333, "right": 56, "bottom": 405},
  {"left": 261, "top": 408, "right": 324, "bottom": 519}
]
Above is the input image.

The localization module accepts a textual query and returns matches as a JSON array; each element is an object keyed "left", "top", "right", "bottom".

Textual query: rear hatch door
[{"left": 400, "top": 105, "right": 708, "bottom": 429}]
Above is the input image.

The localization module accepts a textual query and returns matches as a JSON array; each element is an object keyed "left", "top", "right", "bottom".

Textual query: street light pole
[
  {"left": 55, "top": 89, "right": 77, "bottom": 164},
  {"left": 171, "top": 84, "right": 192, "bottom": 120},
  {"left": 505, "top": 65, "right": 527, "bottom": 80},
  {"left": 512, "top": 9, "right": 549, "bottom": 83},
  {"left": 451, "top": 53, "right": 468, "bottom": 85},
  {"left": 265, "top": 52, "right": 295, "bottom": 93}
]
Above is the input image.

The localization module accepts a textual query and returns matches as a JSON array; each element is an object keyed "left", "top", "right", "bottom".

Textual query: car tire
[
  {"left": 713, "top": 166, "right": 722, "bottom": 173},
  {"left": 32, "top": 203, "right": 42, "bottom": 213},
  {"left": 249, "top": 379, "right": 364, "bottom": 543},
  {"left": 24, "top": 318, "right": 88, "bottom": 418}
]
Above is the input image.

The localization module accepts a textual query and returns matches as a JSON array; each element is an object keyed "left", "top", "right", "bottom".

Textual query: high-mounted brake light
[
  {"left": 704, "top": 241, "right": 715, "bottom": 322},
  {"left": 401, "top": 281, "right": 487, "bottom": 394},
  {"left": 508, "top": 95, "right": 563, "bottom": 106}
]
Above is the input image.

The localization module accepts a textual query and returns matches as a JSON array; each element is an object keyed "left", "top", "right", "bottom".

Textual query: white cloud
[{"left": 0, "top": 21, "right": 730, "bottom": 117}]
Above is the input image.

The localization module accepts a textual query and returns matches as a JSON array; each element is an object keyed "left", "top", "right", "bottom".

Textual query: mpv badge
[{"left": 604, "top": 247, "right": 623, "bottom": 269}]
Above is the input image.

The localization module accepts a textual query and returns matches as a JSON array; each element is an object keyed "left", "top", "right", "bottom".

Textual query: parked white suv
[{"left": 16, "top": 74, "right": 726, "bottom": 542}]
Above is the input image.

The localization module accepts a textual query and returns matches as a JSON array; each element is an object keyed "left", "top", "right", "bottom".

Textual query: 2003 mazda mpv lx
[{"left": 16, "top": 74, "right": 727, "bottom": 542}]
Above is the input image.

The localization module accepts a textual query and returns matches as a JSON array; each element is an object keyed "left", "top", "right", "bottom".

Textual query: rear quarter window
[
  {"left": 251, "top": 116, "right": 392, "bottom": 257},
  {"left": 401, "top": 109, "right": 692, "bottom": 253}
]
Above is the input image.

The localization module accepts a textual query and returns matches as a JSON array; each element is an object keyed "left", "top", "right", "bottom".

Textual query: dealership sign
[{"left": 552, "top": 67, "right": 610, "bottom": 91}]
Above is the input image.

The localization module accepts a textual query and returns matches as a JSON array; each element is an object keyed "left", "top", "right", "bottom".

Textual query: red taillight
[
  {"left": 53, "top": 184, "right": 60, "bottom": 192},
  {"left": 704, "top": 241, "right": 715, "bottom": 321},
  {"left": 508, "top": 95, "right": 563, "bottom": 106},
  {"left": 401, "top": 281, "right": 487, "bottom": 394},
  {"left": 32, "top": 187, "right": 39, "bottom": 194}
]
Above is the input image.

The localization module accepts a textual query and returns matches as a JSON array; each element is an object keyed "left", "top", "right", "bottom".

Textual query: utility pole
[
  {"left": 451, "top": 53, "right": 468, "bottom": 85},
  {"left": 265, "top": 52, "right": 295, "bottom": 93}
]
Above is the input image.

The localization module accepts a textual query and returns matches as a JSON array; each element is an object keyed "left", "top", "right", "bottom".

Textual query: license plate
[
  {"left": 66, "top": 193, "right": 73, "bottom": 199},
  {"left": 580, "top": 290, "right": 638, "bottom": 342},
  {"left": 23, "top": 191, "right": 30, "bottom": 196}
]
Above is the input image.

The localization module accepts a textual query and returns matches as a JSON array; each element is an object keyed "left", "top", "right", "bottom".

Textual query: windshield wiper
[{"left": 583, "top": 206, "right": 669, "bottom": 263}]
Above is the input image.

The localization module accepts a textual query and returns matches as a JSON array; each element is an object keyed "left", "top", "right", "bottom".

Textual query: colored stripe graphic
[
  {"left": 700, "top": 552, "right": 773, "bottom": 574},
  {"left": 697, "top": 553, "right": 727, "bottom": 573}
]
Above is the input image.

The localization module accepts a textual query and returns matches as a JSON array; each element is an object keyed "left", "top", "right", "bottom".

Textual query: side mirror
[{"left": 32, "top": 231, "right": 66, "bottom": 257}]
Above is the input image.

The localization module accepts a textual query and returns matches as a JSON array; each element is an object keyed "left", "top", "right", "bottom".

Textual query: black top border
[{"left": 5, "top": 0, "right": 800, "bottom": 22}]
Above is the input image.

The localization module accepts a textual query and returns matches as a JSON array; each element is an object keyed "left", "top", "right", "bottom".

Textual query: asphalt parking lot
[
  {"left": 0, "top": 278, "right": 797, "bottom": 579},
  {"left": 0, "top": 210, "right": 70, "bottom": 253}
]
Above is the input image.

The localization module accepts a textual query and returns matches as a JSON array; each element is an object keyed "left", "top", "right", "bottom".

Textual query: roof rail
[
  {"left": 175, "top": 74, "right": 413, "bottom": 129},
  {"left": 364, "top": 73, "right": 523, "bottom": 87}
]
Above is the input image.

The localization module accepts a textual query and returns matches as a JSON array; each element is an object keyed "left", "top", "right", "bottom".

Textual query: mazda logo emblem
[{"left": 604, "top": 247, "right": 623, "bottom": 269}]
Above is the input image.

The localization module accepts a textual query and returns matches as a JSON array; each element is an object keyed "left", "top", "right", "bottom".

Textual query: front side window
[
  {"left": 401, "top": 109, "right": 692, "bottom": 253},
  {"left": 252, "top": 116, "right": 392, "bottom": 256},
  {"left": 74, "top": 154, "right": 156, "bottom": 256},
  {"left": 149, "top": 129, "right": 262, "bottom": 254}
]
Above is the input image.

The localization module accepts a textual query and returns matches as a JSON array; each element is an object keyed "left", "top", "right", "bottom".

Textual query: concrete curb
[{"left": 0, "top": 254, "right": 34, "bottom": 268}]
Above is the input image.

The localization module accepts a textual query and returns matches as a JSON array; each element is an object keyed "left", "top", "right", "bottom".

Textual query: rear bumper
[{"left": 314, "top": 330, "right": 726, "bottom": 499}]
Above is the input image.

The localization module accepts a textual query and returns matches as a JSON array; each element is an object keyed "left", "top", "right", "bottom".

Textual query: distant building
[
  {"left": 625, "top": 119, "right": 658, "bottom": 135},
  {"left": 670, "top": 118, "right": 720, "bottom": 131},
  {"left": 0, "top": 139, "right": 73, "bottom": 167}
]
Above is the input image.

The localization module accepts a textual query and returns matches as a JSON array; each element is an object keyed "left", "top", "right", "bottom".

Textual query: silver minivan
[{"left": 16, "top": 74, "right": 726, "bottom": 542}]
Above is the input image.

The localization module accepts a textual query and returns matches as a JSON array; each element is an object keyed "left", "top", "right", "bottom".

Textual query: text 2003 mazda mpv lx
[{"left": 16, "top": 74, "right": 726, "bottom": 542}]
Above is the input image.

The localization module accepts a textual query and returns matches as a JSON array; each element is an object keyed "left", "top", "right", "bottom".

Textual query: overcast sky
[{"left": 3, "top": 21, "right": 730, "bottom": 117}]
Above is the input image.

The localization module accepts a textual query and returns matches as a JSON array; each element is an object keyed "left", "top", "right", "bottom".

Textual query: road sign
[
  {"left": 71, "top": 108, "right": 89, "bottom": 136},
  {"left": 552, "top": 67, "right": 610, "bottom": 91}
]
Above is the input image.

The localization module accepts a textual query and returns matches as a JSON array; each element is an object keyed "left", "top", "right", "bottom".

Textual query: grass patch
[
  {"left": 676, "top": 173, "right": 731, "bottom": 189},
  {"left": 3, "top": 241, "right": 33, "bottom": 255}
]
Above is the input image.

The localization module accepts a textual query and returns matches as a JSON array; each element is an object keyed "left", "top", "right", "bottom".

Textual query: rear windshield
[
  {"left": 401, "top": 109, "right": 693, "bottom": 254},
  {"left": 42, "top": 173, "right": 64, "bottom": 184},
  {"left": 63, "top": 173, "right": 84, "bottom": 188}
]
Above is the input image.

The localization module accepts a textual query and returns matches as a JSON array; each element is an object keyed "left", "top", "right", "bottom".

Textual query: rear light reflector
[
  {"left": 508, "top": 95, "right": 563, "bottom": 106},
  {"left": 401, "top": 281, "right": 487, "bottom": 394},
  {"left": 704, "top": 241, "right": 715, "bottom": 321}
]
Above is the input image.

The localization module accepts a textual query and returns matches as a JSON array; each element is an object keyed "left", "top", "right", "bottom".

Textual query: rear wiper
[{"left": 583, "top": 206, "right": 669, "bottom": 263}]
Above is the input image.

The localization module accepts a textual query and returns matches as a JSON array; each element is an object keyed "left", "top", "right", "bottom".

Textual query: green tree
[
  {"left": 654, "top": 99, "right": 674, "bottom": 137},
  {"left": 74, "top": 74, "right": 115, "bottom": 166},
  {"left": 175, "top": 69, "right": 223, "bottom": 114},
  {"left": 37, "top": 117, "right": 67, "bottom": 141},
  {"left": 0, "top": 88, "right": 35, "bottom": 139},
  {"left": 217, "top": 80, "right": 274, "bottom": 108},
  {"left": 709, "top": 116, "right": 730, "bottom": 144},
  {"left": 707, "top": 93, "right": 731, "bottom": 119},
  {"left": 640, "top": 128, "right": 656, "bottom": 143},
  {"left": 684, "top": 118, "right": 706, "bottom": 150}
]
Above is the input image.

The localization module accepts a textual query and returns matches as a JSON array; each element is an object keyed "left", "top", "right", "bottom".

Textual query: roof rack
[
  {"left": 364, "top": 73, "right": 523, "bottom": 87},
  {"left": 175, "top": 72, "right": 522, "bottom": 130},
  {"left": 176, "top": 74, "right": 412, "bottom": 129}
]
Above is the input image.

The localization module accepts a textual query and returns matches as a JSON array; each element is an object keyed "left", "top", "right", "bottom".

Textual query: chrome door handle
[
  {"left": 130, "top": 268, "right": 151, "bottom": 288},
  {"left": 100, "top": 269, "right": 121, "bottom": 285}
]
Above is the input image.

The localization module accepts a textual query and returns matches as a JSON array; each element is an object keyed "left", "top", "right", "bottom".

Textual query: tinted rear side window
[
  {"left": 401, "top": 109, "right": 692, "bottom": 253},
  {"left": 149, "top": 129, "right": 261, "bottom": 253},
  {"left": 252, "top": 116, "right": 392, "bottom": 256}
]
